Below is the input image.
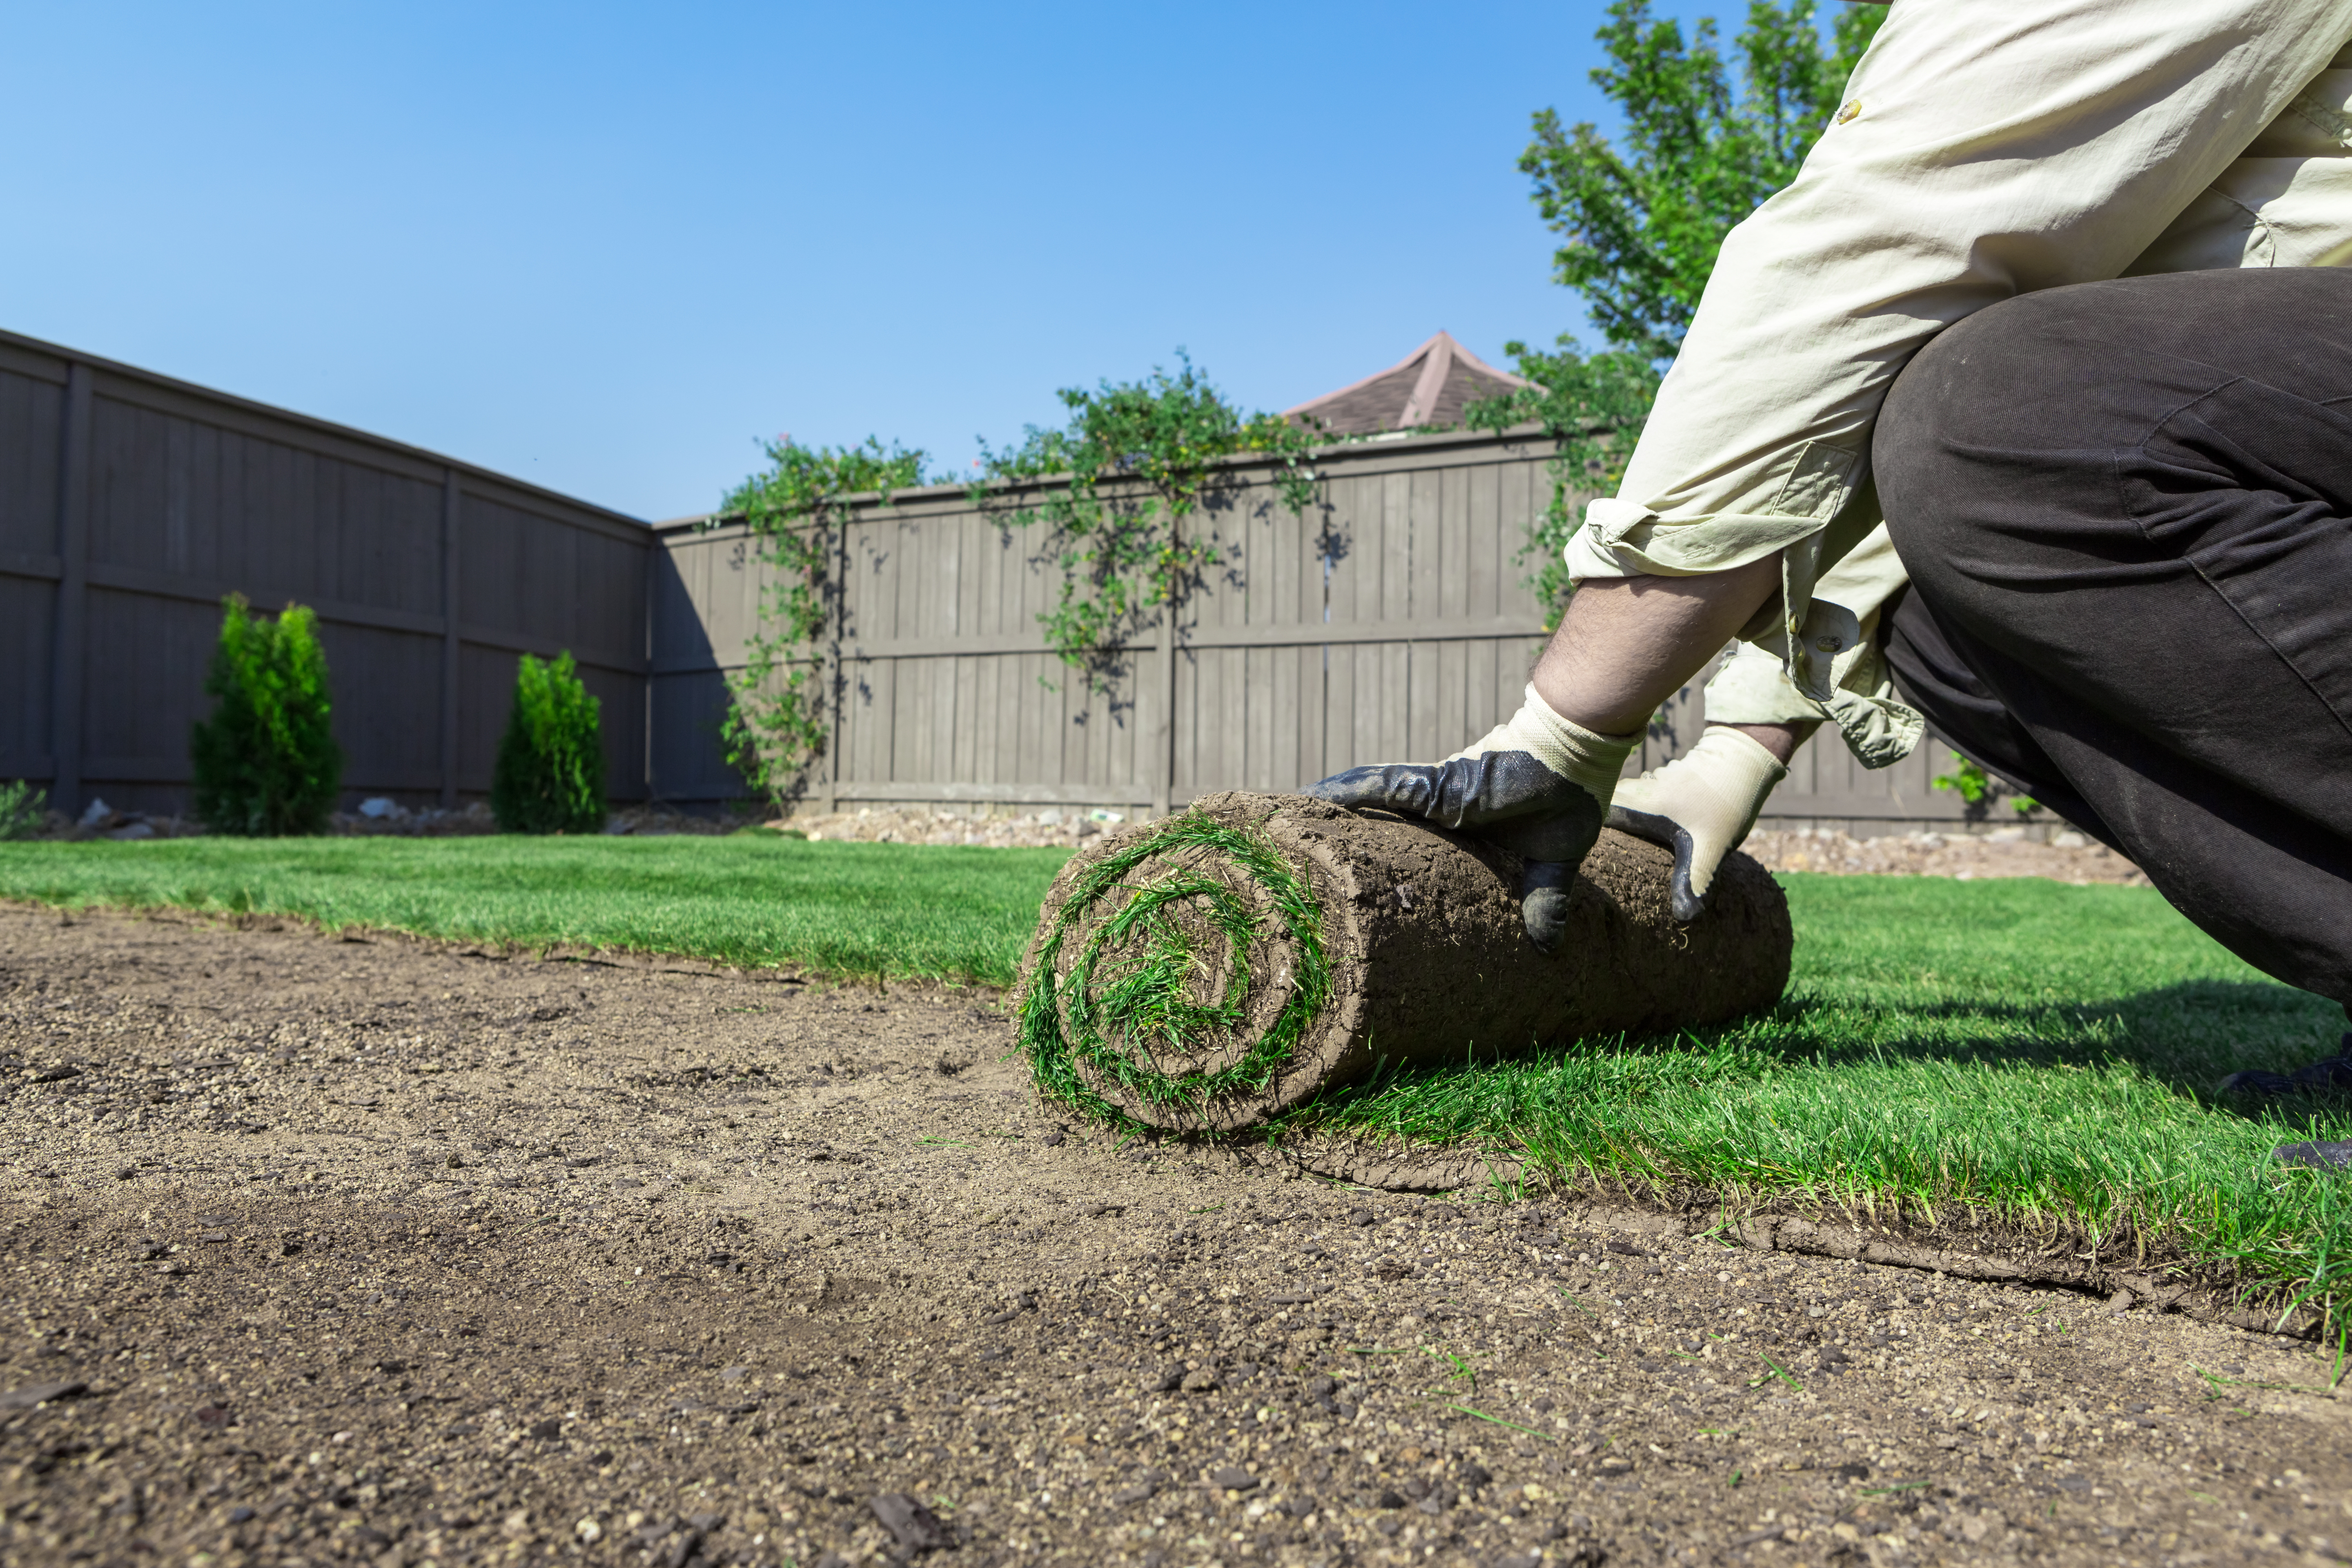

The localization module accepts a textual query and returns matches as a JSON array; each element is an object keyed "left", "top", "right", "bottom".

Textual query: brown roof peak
[{"left": 1283, "top": 330, "right": 1531, "bottom": 437}]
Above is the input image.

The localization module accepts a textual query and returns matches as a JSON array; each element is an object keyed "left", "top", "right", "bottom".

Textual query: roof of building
[{"left": 1282, "top": 331, "right": 1532, "bottom": 436}]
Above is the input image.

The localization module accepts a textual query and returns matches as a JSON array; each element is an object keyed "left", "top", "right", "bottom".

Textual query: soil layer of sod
[{"left": 6, "top": 906, "right": 2352, "bottom": 1567}]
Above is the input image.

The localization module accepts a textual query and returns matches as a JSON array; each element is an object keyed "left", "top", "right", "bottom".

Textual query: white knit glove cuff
[{"left": 1445, "top": 684, "right": 1640, "bottom": 815}]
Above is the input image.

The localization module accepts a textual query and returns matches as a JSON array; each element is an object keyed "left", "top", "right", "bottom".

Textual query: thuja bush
[
  {"left": 491, "top": 652, "right": 606, "bottom": 835},
  {"left": 190, "top": 595, "right": 343, "bottom": 836},
  {"left": 0, "top": 780, "right": 47, "bottom": 840}
]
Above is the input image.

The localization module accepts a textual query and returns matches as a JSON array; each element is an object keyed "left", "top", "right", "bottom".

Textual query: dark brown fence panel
[
  {"left": 834, "top": 491, "right": 1150, "bottom": 807},
  {"left": 647, "top": 523, "right": 760, "bottom": 805},
  {"left": 0, "top": 328, "right": 653, "bottom": 820},
  {"left": 0, "top": 347, "right": 69, "bottom": 791}
]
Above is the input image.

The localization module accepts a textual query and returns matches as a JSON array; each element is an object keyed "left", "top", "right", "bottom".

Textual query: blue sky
[{"left": 2, "top": 1, "right": 1722, "bottom": 520}]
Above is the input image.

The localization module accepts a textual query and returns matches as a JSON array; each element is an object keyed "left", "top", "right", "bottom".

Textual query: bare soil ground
[{"left": 4, "top": 906, "right": 2347, "bottom": 1568}]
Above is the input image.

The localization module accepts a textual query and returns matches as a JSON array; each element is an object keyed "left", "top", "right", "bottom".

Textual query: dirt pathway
[{"left": 2, "top": 906, "right": 2346, "bottom": 1568}]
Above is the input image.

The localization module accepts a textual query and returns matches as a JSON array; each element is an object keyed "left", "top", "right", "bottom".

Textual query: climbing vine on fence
[
  {"left": 1463, "top": 335, "right": 1660, "bottom": 625},
  {"left": 972, "top": 354, "right": 1320, "bottom": 695},
  {"left": 714, "top": 436, "right": 928, "bottom": 805}
]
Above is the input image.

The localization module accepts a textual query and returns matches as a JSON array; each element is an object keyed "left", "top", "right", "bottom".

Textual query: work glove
[
  {"left": 1604, "top": 725, "right": 1787, "bottom": 924},
  {"left": 1608, "top": 728, "right": 1787, "bottom": 926},
  {"left": 1306, "top": 684, "right": 1638, "bottom": 952}
]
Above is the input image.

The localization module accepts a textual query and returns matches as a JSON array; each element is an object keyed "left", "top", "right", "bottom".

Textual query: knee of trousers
[{"left": 1873, "top": 294, "right": 2072, "bottom": 590}]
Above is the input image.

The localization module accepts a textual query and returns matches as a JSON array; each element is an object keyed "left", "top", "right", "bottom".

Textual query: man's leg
[{"left": 1876, "top": 267, "right": 2352, "bottom": 1084}]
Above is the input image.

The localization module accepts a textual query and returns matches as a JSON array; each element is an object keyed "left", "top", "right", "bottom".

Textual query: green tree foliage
[
  {"left": 1470, "top": 0, "right": 1886, "bottom": 621},
  {"left": 974, "top": 354, "right": 1318, "bottom": 695},
  {"left": 491, "top": 652, "right": 607, "bottom": 835},
  {"left": 1523, "top": 0, "right": 1887, "bottom": 361},
  {"left": 1933, "top": 751, "right": 2040, "bottom": 821},
  {"left": 717, "top": 437, "right": 929, "bottom": 806},
  {"left": 190, "top": 595, "right": 343, "bottom": 837},
  {"left": 1466, "top": 342, "right": 1665, "bottom": 620}
]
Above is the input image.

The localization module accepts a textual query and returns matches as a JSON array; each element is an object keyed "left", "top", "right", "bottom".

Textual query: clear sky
[{"left": 2, "top": 1, "right": 1715, "bottom": 521}]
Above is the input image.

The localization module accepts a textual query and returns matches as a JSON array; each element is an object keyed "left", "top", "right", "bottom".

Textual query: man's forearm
[{"left": 1531, "top": 556, "right": 1783, "bottom": 735}]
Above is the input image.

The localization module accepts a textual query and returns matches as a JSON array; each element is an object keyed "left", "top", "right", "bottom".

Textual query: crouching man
[{"left": 1311, "top": 0, "right": 2352, "bottom": 1092}]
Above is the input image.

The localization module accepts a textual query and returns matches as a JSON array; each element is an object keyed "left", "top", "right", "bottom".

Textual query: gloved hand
[
  {"left": 1605, "top": 724, "right": 1788, "bottom": 924},
  {"left": 1307, "top": 684, "right": 1639, "bottom": 951}
]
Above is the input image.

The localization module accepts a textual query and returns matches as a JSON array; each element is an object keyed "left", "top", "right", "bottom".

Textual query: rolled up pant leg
[{"left": 1876, "top": 268, "right": 2352, "bottom": 1007}]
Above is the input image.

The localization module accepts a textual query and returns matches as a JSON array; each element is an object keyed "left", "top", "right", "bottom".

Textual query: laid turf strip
[
  {"left": 0, "top": 835, "right": 1065, "bottom": 987},
  {"left": 1292, "top": 875, "right": 2352, "bottom": 1322},
  {"left": 3, "top": 838, "right": 2347, "bottom": 1317}
]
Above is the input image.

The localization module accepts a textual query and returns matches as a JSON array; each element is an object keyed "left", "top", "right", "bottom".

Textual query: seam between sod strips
[{"left": 1019, "top": 808, "right": 1332, "bottom": 1125}]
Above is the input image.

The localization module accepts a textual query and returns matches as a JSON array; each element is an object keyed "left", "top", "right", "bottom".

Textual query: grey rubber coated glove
[
  {"left": 1307, "top": 684, "right": 1639, "bottom": 952},
  {"left": 1606, "top": 725, "right": 1788, "bottom": 923}
]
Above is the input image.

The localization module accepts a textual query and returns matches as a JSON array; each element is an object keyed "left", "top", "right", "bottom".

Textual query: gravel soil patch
[
  {"left": 1741, "top": 830, "right": 2147, "bottom": 887},
  {"left": 4, "top": 906, "right": 2348, "bottom": 1568}
]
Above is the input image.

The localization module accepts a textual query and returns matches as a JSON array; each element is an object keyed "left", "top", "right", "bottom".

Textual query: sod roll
[{"left": 1018, "top": 790, "right": 1792, "bottom": 1132}]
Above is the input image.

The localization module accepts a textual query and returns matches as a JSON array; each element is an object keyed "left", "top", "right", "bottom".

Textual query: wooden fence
[
  {"left": 0, "top": 333, "right": 1977, "bottom": 834},
  {"left": 0, "top": 329, "right": 655, "bottom": 819},
  {"left": 653, "top": 428, "right": 1980, "bottom": 832}
]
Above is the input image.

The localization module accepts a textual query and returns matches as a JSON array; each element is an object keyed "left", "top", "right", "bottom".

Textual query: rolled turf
[{"left": 1017, "top": 790, "right": 1792, "bottom": 1131}]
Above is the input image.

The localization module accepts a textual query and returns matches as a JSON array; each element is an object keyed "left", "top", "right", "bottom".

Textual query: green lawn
[
  {"left": 0, "top": 835, "right": 1066, "bottom": 986},
  {"left": 3, "top": 837, "right": 2346, "bottom": 1320},
  {"left": 1290, "top": 875, "right": 2352, "bottom": 1323}
]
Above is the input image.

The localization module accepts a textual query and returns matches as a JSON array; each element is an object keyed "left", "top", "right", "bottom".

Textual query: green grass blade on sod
[{"left": 0, "top": 836, "right": 1070, "bottom": 988}]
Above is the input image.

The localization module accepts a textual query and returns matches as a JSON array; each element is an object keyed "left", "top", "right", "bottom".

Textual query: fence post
[
  {"left": 49, "top": 362, "right": 92, "bottom": 819},
  {"left": 817, "top": 517, "right": 846, "bottom": 815},
  {"left": 1150, "top": 510, "right": 1178, "bottom": 819},
  {"left": 440, "top": 468, "right": 461, "bottom": 809}
]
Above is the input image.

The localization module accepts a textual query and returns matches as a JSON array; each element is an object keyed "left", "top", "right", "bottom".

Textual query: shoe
[{"left": 2218, "top": 1033, "right": 2352, "bottom": 1096}]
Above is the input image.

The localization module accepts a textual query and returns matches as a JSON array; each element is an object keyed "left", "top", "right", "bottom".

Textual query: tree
[
  {"left": 1470, "top": 0, "right": 1887, "bottom": 619},
  {"left": 1522, "top": 0, "right": 1887, "bottom": 361}
]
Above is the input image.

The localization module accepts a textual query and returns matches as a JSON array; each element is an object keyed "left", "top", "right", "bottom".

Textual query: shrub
[
  {"left": 0, "top": 780, "right": 47, "bottom": 840},
  {"left": 190, "top": 595, "right": 343, "bottom": 837},
  {"left": 491, "top": 652, "right": 605, "bottom": 834}
]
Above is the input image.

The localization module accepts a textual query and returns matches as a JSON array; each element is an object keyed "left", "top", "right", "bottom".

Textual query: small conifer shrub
[
  {"left": 190, "top": 595, "right": 343, "bottom": 836},
  {"left": 491, "top": 651, "right": 605, "bottom": 834},
  {"left": 0, "top": 780, "right": 47, "bottom": 840}
]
